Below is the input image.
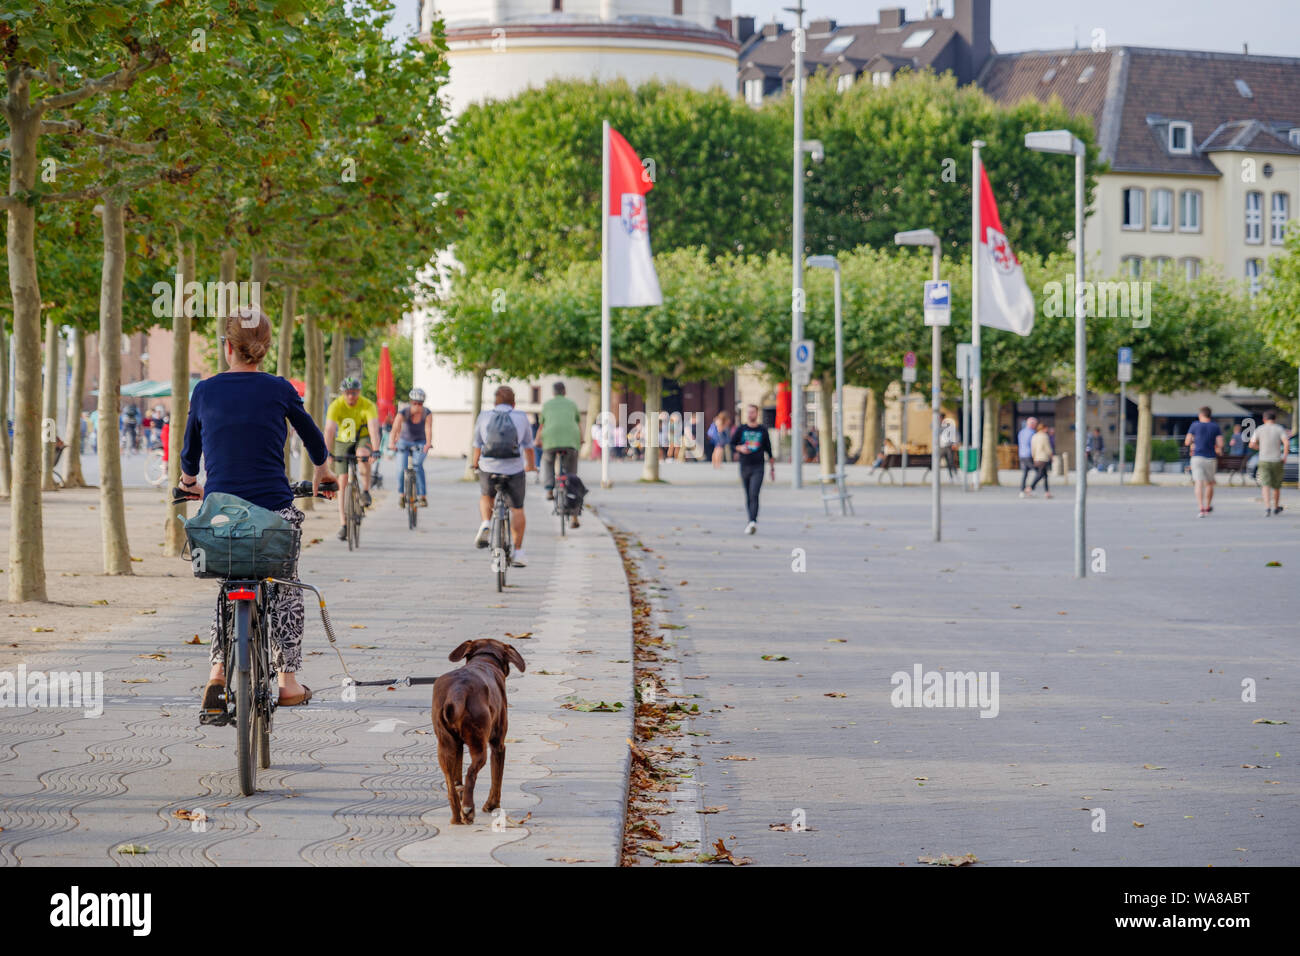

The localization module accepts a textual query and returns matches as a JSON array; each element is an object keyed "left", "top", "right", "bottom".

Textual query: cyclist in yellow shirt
[{"left": 324, "top": 376, "right": 381, "bottom": 541}]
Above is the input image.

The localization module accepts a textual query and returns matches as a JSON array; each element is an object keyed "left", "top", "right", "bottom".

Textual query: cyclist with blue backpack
[{"left": 471, "top": 385, "right": 536, "bottom": 567}]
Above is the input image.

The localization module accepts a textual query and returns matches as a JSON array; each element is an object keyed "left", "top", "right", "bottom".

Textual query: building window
[
  {"left": 837, "top": 72, "right": 853, "bottom": 92},
  {"left": 1270, "top": 192, "right": 1289, "bottom": 244},
  {"left": 1246, "top": 258, "right": 1263, "bottom": 296},
  {"left": 1178, "top": 189, "right": 1202, "bottom": 232},
  {"left": 1152, "top": 256, "right": 1172, "bottom": 278},
  {"left": 1168, "top": 122, "right": 1192, "bottom": 154},
  {"left": 1120, "top": 255, "right": 1143, "bottom": 278},
  {"left": 553, "top": 0, "right": 562, "bottom": 9},
  {"left": 1245, "top": 191, "right": 1263, "bottom": 243},
  {"left": 1181, "top": 257, "right": 1201, "bottom": 281},
  {"left": 1151, "top": 188, "right": 1173, "bottom": 231},
  {"left": 872, "top": 71, "right": 892, "bottom": 87},
  {"left": 1122, "top": 188, "right": 1144, "bottom": 230},
  {"left": 673, "top": 0, "right": 683, "bottom": 13},
  {"left": 1290, "top": 128, "right": 1300, "bottom": 147},
  {"left": 744, "top": 78, "right": 764, "bottom": 105}
]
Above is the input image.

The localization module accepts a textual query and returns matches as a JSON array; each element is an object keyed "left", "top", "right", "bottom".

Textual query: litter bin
[{"left": 959, "top": 448, "right": 979, "bottom": 472}]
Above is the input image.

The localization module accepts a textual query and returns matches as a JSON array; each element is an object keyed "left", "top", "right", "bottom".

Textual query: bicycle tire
[
  {"left": 255, "top": 611, "right": 272, "bottom": 771},
  {"left": 144, "top": 450, "right": 166, "bottom": 487},
  {"left": 233, "top": 599, "right": 257, "bottom": 796},
  {"left": 492, "top": 508, "right": 505, "bottom": 592},
  {"left": 348, "top": 477, "right": 361, "bottom": 551},
  {"left": 407, "top": 468, "right": 418, "bottom": 530}
]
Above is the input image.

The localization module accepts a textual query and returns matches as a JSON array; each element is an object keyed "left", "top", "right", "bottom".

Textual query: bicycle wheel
[
  {"left": 144, "top": 449, "right": 166, "bottom": 487},
  {"left": 233, "top": 600, "right": 257, "bottom": 796},
  {"left": 492, "top": 498, "right": 506, "bottom": 592},
  {"left": 348, "top": 481, "right": 361, "bottom": 550},
  {"left": 407, "top": 469, "right": 418, "bottom": 529}
]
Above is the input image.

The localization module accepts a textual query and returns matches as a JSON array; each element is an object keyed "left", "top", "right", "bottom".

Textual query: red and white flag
[
  {"left": 976, "top": 162, "right": 1034, "bottom": 336},
  {"left": 605, "top": 126, "right": 662, "bottom": 308}
]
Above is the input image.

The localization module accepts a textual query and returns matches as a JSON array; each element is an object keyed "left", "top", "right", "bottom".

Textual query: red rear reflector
[{"left": 227, "top": 588, "right": 257, "bottom": 601}]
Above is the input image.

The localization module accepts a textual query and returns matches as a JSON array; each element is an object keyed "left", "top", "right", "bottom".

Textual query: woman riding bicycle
[
  {"left": 180, "top": 308, "right": 336, "bottom": 710},
  {"left": 389, "top": 387, "right": 432, "bottom": 508}
]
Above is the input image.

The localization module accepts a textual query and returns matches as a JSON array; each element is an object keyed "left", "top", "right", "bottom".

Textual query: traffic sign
[
  {"left": 923, "top": 280, "right": 951, "bottom": 327},
  {"left": 902, "top": 350, "right": 917, "bottom": 383},
  {"left": 1117, "top": 346, "right": 1132, "bottom": 383},
  {"left": 956, "top": 343, "right": 972, "bottom": 380},
  {"left": 792, "top": 339, "right": 814, "bottom": 383}
]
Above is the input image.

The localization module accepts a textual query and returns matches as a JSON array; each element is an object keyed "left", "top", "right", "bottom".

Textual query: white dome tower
[{"left": 422, "top": 0, "right": 738, "bottom": 115}]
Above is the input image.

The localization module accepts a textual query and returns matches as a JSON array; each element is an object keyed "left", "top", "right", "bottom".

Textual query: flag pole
[
  {"left": 601, "top": 119, "right": 612, "bottom": 489},
  {"left": 971, "top": 139, "right": 985, "bottom": 491}
]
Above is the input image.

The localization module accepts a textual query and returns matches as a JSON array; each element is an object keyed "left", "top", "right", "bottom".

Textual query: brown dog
[{"left": 433, "top": 638, "right": 526, "bottom": 824}]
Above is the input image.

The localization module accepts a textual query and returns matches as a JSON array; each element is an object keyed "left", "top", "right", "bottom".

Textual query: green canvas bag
[{"left": 184, "top": 493, "right": 298, "bottom": 579}]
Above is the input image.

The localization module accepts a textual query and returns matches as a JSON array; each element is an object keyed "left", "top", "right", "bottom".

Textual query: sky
[{"left": 390, "top": 1, "right": 1300, "bottom": 58}]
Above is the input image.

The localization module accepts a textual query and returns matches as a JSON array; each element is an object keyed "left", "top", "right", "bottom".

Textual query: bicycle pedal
[{"left": 199, "top": 710, "right": 232, "bottom": 727}]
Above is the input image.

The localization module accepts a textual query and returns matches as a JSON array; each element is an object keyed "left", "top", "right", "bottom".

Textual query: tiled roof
[
  {"left": 739, "top": 16, "right": 962, "bottom": 83},
  {"left": 981, "top": 47, "right": 1300, "bottom": 176}
]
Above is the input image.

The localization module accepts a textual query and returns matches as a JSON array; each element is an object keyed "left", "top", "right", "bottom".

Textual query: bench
[
  {"left": 872, "top": 452, "right": 951, "bottom": 484},
  {"left": 1178, "top": 447, "right": 1251, "bottom": 484}
]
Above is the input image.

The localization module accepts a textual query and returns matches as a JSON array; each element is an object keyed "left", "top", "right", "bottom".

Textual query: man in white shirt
[
  {"left": 1249, "top": 409, "right": 1289, "bottom": 516},
  {"left": 471, "top": 386, "right": 536, "bottom": 566}
]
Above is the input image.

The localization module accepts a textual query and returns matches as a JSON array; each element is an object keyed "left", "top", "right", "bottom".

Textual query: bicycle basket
[{"left": 183, "top": 493, "right": 299, "bottom": 579}]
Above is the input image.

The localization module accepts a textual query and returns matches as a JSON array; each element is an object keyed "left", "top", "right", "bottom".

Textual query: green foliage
[{"left": 1259, "top": 225, "right": 1300, "bottom": 366}]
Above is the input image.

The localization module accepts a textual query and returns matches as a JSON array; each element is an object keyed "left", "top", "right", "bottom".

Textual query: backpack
[
  {"left": 561, "top": 473, "right": 588, "bottom": 513},
  {"left": 482, "top": 409, "right": 520, "bottom": 459}
]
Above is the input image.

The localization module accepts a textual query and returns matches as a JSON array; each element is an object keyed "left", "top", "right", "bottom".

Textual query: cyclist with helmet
[
  {"left": 324, "top": 376, "right": 382, "bottom": 542},
  {"left": 389, "top": 387, "right": 433, "bottom": 507}
]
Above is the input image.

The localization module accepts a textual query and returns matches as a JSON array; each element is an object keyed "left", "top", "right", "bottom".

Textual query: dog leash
[{"left": 267, "top": 578, "right": 441, "bottom": 690}]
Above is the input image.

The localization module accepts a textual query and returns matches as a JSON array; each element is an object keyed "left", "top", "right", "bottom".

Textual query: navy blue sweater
[{"left": 181, "top": 372, "right": 328, "bottom": 512}]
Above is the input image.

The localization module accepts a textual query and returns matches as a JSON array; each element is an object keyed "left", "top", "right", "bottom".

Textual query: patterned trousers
[{"left": 208, "top": 507, "right": 306, "bottom": 674}]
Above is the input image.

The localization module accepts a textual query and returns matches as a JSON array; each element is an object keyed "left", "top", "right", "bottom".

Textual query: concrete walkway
[
  {"left": 0, "top": 459, "right": 632, "bottom": 866},
  {"left": 595, "top": 457, "right": 1299, "bottom": 866}
]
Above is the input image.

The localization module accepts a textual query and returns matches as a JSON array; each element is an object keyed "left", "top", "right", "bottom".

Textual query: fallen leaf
[
  {"left": 1265, "top": 561, "right": 1281, "bottom": 567},
  {"left": 138, "top": 653, "right": 168, "bottom": 661},
  {"left": 138, "top": 609, "right": 157, "bottom": 615},
  {"left": 826, "top": 638, "right": 847, "bottom": 643},
  {"left": 768, "top": 823, "right": 818, "bottom": 832},
  {"left": 546, "top": 857, "right": 596, "bottom": 864},
  {"left": 704, "top": 837, "right": 752, "bottom": 865},
  {"left": 350, "top": 624, "right": 367, "bottom": 629},
  {"left": 760, "top": 654, "right": 789, "bottom": 661},
  {"left": 1142, "top": 764, "right": 1166, "bottom": 770},
  {"left": 172, "top": 809, "right": 203, "bottom": 821},
  {"left": 505, "top": 631, "right": 532, "bottom": 640},
  {"left": 116, "top": 844, "right": 148, "bottom": 854},
  {"left": 917, "top": 853, "right": 978, "bottom": 866},
  {"left": 350, "top": 644, "right": 377, "bottom": 649},
  {"left": 697, "top": 806, "right": 727, "bottom": 814},
  {"left": 1132, "top": 821, "right": 1145, "bottom": 828},
  {"left": 31, "top": 627, "right": 54, "bottom": 632},
  {"left": 719, "top": 755, "right": 754, "bottom": 761},
  {"left": 122, "top": 678, "right": 151, "bottom": 684},
  {"left": 824, "top": 692, "right": 847, "bottom": 698},
  {"left": 91, "top": 599, "right": 109, "bottom": 606},
  {"left": 185, "top": 635, "right": 202, "bottom": 644},
  {"left": 1252, "top": 718, "right": 1288, "bottom": 725}
]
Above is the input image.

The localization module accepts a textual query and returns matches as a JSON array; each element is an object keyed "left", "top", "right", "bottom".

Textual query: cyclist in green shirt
[
  {"left": 324, "top": 377, "right": 381, "bottom": 541},
  {"left": 536, "top": 382, "right": 582, "bottom": 508}
]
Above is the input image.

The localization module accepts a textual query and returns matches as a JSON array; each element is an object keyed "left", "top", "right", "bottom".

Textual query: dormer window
[
  {"left": 1235, "top": 78, "right": 1253, "bottom": 98},
  {"left": 1290, "top": 128, "right": 1300, "bottom": 147},
  {"left": 837, "top": 72, "right": 854, "bottom": 92},
  {"left": 872, "top": 71, "right": 892, "bottom": 87},
  {"left": 1077, "top": 65, "right": 1095, "bottom": 84},
  {"left": 1168, "top": 121, "right": 1192, "bottom": 154}
]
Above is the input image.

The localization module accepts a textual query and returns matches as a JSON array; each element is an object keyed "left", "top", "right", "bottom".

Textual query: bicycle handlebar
[{"left": 171, "top": 479, "right": 338, "bottom": 504}]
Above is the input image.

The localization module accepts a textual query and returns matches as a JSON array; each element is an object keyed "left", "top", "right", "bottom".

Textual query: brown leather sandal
[
  {"left": 277, "top": 685, "right": 312, "bottom": 707},
  {"left": 201, "top": 679, "right": 226, "bottom": 713}
]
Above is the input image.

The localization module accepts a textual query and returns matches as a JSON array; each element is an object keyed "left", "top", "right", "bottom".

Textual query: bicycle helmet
[
  {"left": 409, "top": 388, "right": 426, "bottom": 402},
  {"left": 340, "top": 376, "right": 361, "bottom": 391}
]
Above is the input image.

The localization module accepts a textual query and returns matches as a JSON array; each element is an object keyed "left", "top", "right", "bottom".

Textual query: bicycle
[
  {"left": 173, "top": 479, "right": 337, "bottom": 796},
  {"left": 553, "top": 458, "right": 570, "bottom": 537},
  {"left": 144, "top": 446, "right": 166, "bottom": 487},
  {"left": 483, "top": 472, "right": 513, "bottom": 592},
  {"left": 333, "top": 452, "right": 367, "bottom": 550},
  {"left": 403, "top": 457, "right": 419, "bottom": 530}
]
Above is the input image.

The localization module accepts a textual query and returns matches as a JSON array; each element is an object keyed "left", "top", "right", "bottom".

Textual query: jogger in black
[{"left": 730, "top": 405, "right": 776, "bottom": 534}]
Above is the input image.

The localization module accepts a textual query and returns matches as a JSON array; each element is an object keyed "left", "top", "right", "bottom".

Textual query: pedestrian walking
[
  {"left": 708, "top": 411, "right": 734, "bottom": 468},
  {"left": 1086, "top": 427, "right": 1105, "bottom": 470},
  {"left": 1249, "top": 409, "right": 1288, "bottom": 516},
  {"left": 1017, "top": 416, "right": 1039, "bottom": 496},
  {"left": 729, "top": 404, "right": 775, "bottom": 535},
  {"left": 1228, "top": 424, "right": 1246, "bottom": 456},
  {"left": 1029, "top": 423, "right": 1053, "bottom": 498},
  {"left": 1184, "top": 405, "right": 1223, "bottom": 518},
  {"left": 939, "top": 418, "right": 957, "bottom": 479}
]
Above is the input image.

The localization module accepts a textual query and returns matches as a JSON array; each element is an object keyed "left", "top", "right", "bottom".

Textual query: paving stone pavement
[
  {"left": 595, "top": 459, "right": 1299, "bottom": 866},
  {"left": 0, "top": 460, "right": 631, "bottom": 867}
]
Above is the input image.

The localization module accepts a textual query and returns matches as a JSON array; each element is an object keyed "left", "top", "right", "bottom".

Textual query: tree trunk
[
  {"left": 97, "top": 198, "right": 133, "bottom": 576},
  {"left": 41, "top": 316, "right": 59, "bottom": 490},
  {"left": 979, "top": 396, "right": 1000, "bottom": 486},
  {"left": 1132, "top": 390, "right": 1153, "bottom": 485},
  {"left": 278, "top": 285, "right": 297, "bottom": 476},
  {"left": 62, "top": 324, "right": 87, "bottom": 487},
  {"left": 164, "top": 240, "right": 194, "bottom": 556},
  {"left": 328, "top": 327, "right": 344, "bottom": 403},
  {"left": 640, "top": 374, "right": 663, "bottom": 482},
  {"left": 0, "top": 322, "right": 11, "bottom": 498},
  {"left": 815, "top": 377, "right": 834, "bottom": 475},
  {"left": 463, "top": 367, "right": 486, "bottom": 480},
  {"left": 5, "top": 100, "right": 48, "bottom": 601},
  {"left": 216, "top": 247, "right": 236, "bottom": 372},
  {"left": 857, "top": 385, "right": 878, "bottom": 468},
  {"left": 297, "top": 311, "right": 321, "bottom": 510},
  {"left": 581, "top": 381, "right": 599, "bottom": 459}
]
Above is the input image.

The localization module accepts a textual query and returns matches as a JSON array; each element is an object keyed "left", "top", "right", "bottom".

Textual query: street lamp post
[
  {"left": 789, "top": 0, "right": 806, "bottom": 489},
  {"left": 1026, "top": 129, "right": 1088, "bottom": 578},
  {"left": 895, "top": 229, "right": 943, "bottom": 542},
  {"left": 807, "top": 255, "right": 846, "bottom": 512}
]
